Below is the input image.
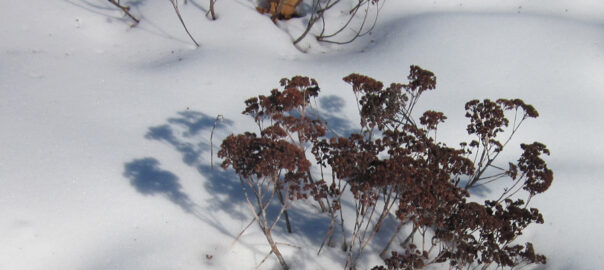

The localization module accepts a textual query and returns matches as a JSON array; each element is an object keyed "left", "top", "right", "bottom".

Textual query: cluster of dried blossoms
[{"left": 218, "top": 66, "right": 552, "bottom": 270}]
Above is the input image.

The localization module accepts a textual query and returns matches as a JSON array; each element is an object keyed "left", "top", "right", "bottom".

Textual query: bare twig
[
  {"left": 210, "top": 114, "right": 224, "bottom": 170},
  {"left": 169, "top": 0, "right": 200, "bottom": 47},
  {"left": 318, "top": 217, "right": 335, "bottom": 255},
  {"left": 236, "top": 174, "right": 289, "bottom": 270},
  {"left": 208, "top": 0, "right": 217, "bottom": 20},
  {"left": 229, "top": 217, "right": 257, "bottom": 249},
  {"left": 107, "top": 0, "right": 140, "bottom": 26},
  {"left": 379, "top": 221, "right": 403, "bottom": 258},
  {"left": 294, "top": 0, "right": 384, "bottom": 45},
  {"left": 275, "top": 180, "right": 293, "bottom": 233},
  {"left": 256, "top": 250, "right": 274, "bottom": 269}
]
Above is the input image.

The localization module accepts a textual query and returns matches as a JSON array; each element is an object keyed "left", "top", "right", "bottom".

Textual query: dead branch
[
  {"left": 107, "top": 0, "right": 140, "bottom": 26},
  {"left": 169, "top": 0, "right": 200, "bottom": 47},
  {"left": 208, "top": 0, "right": 217, "bottom": 20}
]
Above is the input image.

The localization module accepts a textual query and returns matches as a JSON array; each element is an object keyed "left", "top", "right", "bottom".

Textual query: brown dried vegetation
[
  {"left": 219, "top": 66, "right": 552, "bottom": 270},
  {"left": 257, "top": 0, "right": 303, "bottom": 20}
]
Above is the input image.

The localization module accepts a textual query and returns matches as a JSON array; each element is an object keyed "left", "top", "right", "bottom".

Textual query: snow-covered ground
[{"left": 1, "top": 0, "right": 603, "bottom": 269}]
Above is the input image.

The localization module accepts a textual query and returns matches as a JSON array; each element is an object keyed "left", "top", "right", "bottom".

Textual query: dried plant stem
[
  {"left": 238, "top": 176, "right": 289, "bottom": 270},
  {"left": 379, "top": 221, "right": 404, "bottom": 258},
  {"left": 256, "top": 250, "right": 273, "bottom": 269},
  {"left": 317, "top": 217, "right": 335, "bottom": 255},
  {"left": 221, "top": 69, "right": 550, "bottom": 269},
  {"left": 263, "top": 229, "right": 288, "bottom": 269},
  {"left": 355, "top": 194, "right": 397, "bottom": 260},
  {"left": 306, "top": 171, "right": 328, "bottom": 212},
  {"left": 229, "top": 217, "right": 256, "bottom": 249},
  {"left": 208, "top": 0, "right": 217, "bottom": 20},
  {"left": 373, "top": 188, "right": 396, "bottom": 232},
  {"left": 210, "top": 115, "right": 223, "bottom": 170},
  {"left": 107, "top": 0, "right": 140, "bottom": 25},
  {"left": 345, "top": 198, "right": 371, "bottom": 269},
  {"left": 293, "top": 0, "right": 333, "bottom": 44},
  {"left": 294, "top": 0, "right": 383, "bottom": 45},
  {"left": 275, "top": 181, "right": 293, "bottom": 233},
  {"left": 169, "top": 0, "right": 200, "bottom": 47}
]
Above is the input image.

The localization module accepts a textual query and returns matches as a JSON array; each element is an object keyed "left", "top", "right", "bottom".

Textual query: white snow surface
[{"left": 1, "top": 0, "right": 603, "bottom": 269}]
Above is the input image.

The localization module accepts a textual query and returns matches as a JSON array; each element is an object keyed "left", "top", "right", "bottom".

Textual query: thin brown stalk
[
  {"left": 208, "top": 0, "right": 217, "bottom": 20},
  {"left": 230, "top": 217, "right": 256, "bottom": 249},
  {"left": 169, "top": 0, "right": 200, "bottom": 47},
  {"left": 256, "top": 250, "right": 274, "bottom": 269},
  {"left": 107, "top": 0, "right": 140, "bottom": 26}
]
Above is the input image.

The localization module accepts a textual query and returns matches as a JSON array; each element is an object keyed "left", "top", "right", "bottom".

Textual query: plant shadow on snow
[
  {"left": 142, "top": 110, "right": 248, "bottom": 219},
  {"left": 64, "top": 0, "right": 148, "bottom": 12},
  {"left": 123, "top": 105, "right": 490, "bottom": 266},
  {"left": 122, "top": 157, "right": 246, "bottom": 239},
  {"left": 124, "top": 109, "right": 360, "bottom": 259},
  {"left": 318, "top": 95, "right": 360, "bottom": 138},
  {"left": 124, "top": 111, "right": 277, "bottom": 256},
  {"left": 456, "top": 178, "right": 491, "bottom": 197},
  {"left": 124, "top": 157, "right": 196, "bottom": 212},
  {"left": 62, "top": 0, "right": 146, "bottom": 24},
  {"left": 63, "top": 0, "right": 193, "bottom": 45}
]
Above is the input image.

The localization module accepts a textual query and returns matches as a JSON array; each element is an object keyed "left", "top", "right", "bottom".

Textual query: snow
[{"left": 1, "top": 0, "right": 603, "bottom": 269}]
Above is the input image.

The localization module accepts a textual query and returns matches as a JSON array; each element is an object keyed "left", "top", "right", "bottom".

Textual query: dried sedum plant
[{"left": 219, "top": 66, "right": 552, "bottom": 270}]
